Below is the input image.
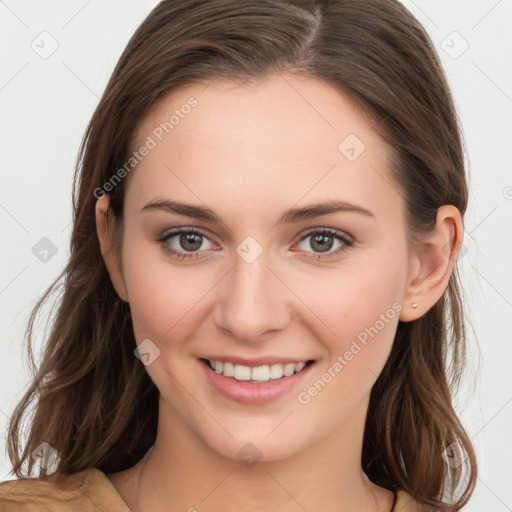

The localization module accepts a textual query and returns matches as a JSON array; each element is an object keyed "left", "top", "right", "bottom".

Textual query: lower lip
[{"left": 199, "top": 358, "right": 315, "bottom": 405}]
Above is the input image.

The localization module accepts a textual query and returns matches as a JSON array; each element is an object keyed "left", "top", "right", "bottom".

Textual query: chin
[{"left": 195, "top": 417, "right": 314, "bottom": 465}]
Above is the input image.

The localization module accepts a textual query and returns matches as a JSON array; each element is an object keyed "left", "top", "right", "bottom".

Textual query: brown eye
[
  {"left": 297, "top": 228, "right": 353, "bottom": 260},
  {"left": 176, "top": 232, "right": 203, "bottom": 252},
  {"left": 309, "top": 232, "right": 335, "bottom": 253},
  {"left": 158, "top": 228, "right": 215, "bottom": 260}
]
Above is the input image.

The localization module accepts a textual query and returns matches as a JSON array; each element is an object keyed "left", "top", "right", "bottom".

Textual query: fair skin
[{"left": 96, "top": 74, "right": 462, "bottom": 512}]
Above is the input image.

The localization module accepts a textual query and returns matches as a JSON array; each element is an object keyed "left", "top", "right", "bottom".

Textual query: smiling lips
[
  {"left": 200, "top": 357, "right": 315, "bottom": 405},
  {"left": 205, "top": 358, "right": 310, "bottom": 383}
]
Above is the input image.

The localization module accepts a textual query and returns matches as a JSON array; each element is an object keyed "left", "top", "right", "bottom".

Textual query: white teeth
[
  {"left": 295, "top": 362, "right": 306, "bottom": 372},
  {"left": 223, "top": 361, "right": 234, "bottom": 377},
  {"left": 283, "top": 363, "right": 296, "bottom": 377},
  {"left": 251, "top": 365, "right": 270, "bottom": 381},
  {"left": 234, "top": 364, "right": 251, "bottom": 381},
  {"left": 269, "top": 363, "right": 284, "bottom": 380},
  {"left": 207, "top": 359, "right": 310, "bottom": 382}
]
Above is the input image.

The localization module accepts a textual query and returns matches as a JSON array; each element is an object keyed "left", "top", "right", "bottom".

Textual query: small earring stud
[{"left": 411, "top": 303, "right": 418, "bottom": 309}]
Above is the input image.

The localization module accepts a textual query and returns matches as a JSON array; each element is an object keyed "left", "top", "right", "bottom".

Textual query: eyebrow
[{"left": 141, "top": 198, "right": 374, "bottom": 224}]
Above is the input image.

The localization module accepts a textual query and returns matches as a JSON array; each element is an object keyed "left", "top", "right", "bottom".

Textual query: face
[{"left": 104, "top": 74, "right": 415, "bottom": 462}]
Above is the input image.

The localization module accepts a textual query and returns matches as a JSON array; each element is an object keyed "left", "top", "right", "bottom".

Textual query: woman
[{"left": 0, "top": 0, "right": 477, "bottom": 510}]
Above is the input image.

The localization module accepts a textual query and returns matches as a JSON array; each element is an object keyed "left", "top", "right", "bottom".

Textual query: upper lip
[{"left": 200, "top": 355, "right": 315, "bottom": 367}]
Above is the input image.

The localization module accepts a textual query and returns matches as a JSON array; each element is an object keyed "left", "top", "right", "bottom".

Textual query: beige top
[{"left": 0, "top": 468, "right": 418, "bottom": 511}]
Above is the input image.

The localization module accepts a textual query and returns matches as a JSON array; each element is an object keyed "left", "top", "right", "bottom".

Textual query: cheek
[
  {"left": 123, "top": 247, "right": 214, "bottom": 345},
  {"left": 289, "top": 258, "right": 402, "bottom": 338},
  {"left": 292, "top": 289, "right": 401, "bottom": 420},
  {"left": 287, "top": 256, "right": 404, "bottom": 391}
]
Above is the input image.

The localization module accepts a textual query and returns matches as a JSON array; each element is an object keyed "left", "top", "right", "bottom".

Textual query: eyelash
[{"left": 156, "top": 227, "right": 354, "bottom": 262}]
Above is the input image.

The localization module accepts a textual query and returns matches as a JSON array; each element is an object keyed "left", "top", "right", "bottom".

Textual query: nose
[{"left": 213, "top": 249, "right": 291, "bottom": 344}]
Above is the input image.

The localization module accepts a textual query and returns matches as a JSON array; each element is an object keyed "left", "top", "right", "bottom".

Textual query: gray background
[{"left": 1, "top": 0, "right": 511, "bottom": 509}]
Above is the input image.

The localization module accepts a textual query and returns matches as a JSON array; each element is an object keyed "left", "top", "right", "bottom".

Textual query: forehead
[
  {"left": 134, "top": 73, "right": 376, "bottom": 158},
  {"left": 126, "top": 74, "right": 402, "bottom": 226}
]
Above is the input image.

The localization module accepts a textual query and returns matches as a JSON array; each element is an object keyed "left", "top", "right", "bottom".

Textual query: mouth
[
  {"left": 201, "top": 358, "right": 315, "bottom": 383},
  {"left": 198, "top": 357, "right": 316, "bottom": 405}
]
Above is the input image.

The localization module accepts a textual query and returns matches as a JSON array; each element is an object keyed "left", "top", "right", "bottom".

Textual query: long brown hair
[{"left": 6, "top": 0, "right": 477, "bottom": 509}]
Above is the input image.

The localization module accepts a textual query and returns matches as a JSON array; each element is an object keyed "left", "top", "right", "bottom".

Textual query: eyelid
[
  {"left": 158, "top": 226, "right": 218, "bottom": 248},
  {"left": 296, "top": 226, "right": 354, "bottom": 244},
  {"left": 160, "top": 226, "right": 212, "bottom": 240}
]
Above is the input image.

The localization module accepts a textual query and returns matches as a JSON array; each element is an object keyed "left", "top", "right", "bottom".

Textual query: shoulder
[
  {"left": 0, "top": 468, "right": 130, "bottom": 511},
  {"left": 394, "top": 488, "right": 420, "bottom": 511}
]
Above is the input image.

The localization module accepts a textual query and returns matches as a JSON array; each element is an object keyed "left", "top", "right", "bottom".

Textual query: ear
[
  {"left": 95, "top": 194, "right": 129, "bottom": 302},
  {"left": 399, "top": 205, "right": 463, "bottom": 322}
]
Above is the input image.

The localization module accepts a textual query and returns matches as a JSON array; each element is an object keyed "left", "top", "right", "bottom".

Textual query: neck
[{"left": 131, "top": 397, "right": 393, "bottom": 512}]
